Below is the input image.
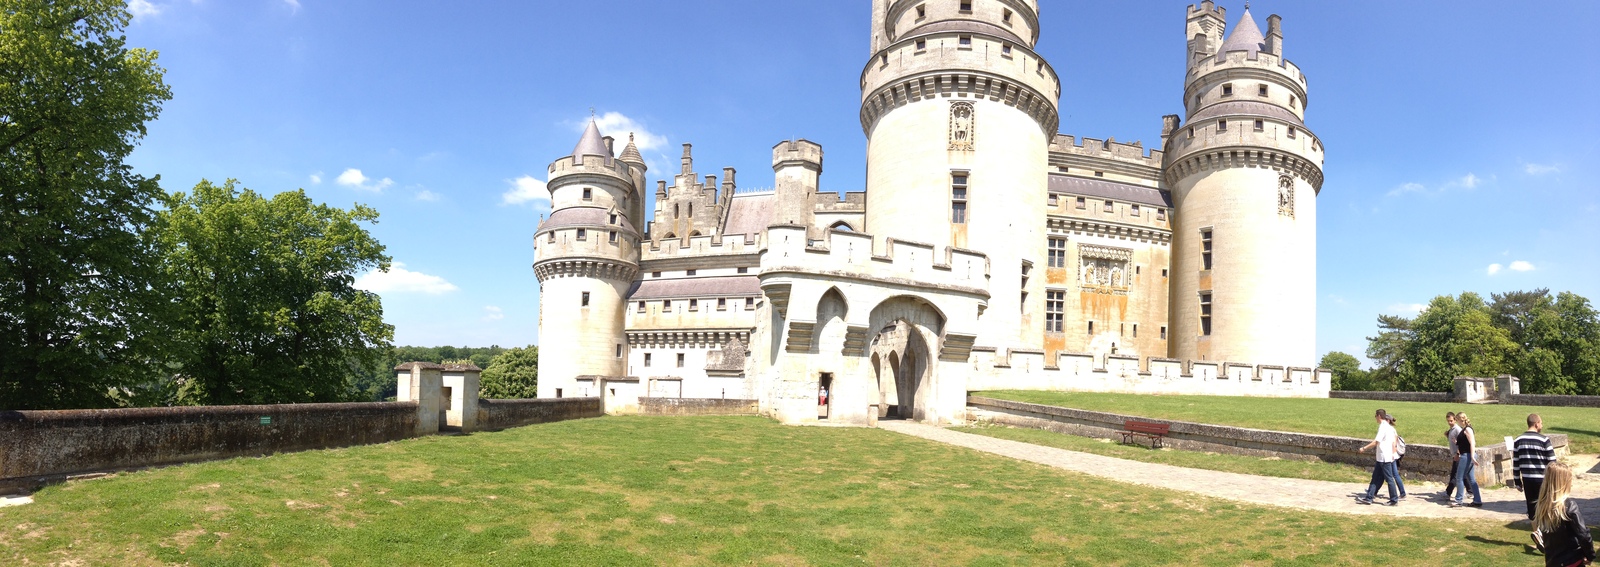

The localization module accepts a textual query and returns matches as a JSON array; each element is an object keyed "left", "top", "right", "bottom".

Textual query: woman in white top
[{"left": 1357, "top": 409, "right": 1401, "bottom": 506}]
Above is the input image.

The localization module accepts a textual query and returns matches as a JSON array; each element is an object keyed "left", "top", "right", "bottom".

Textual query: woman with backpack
[
  {"left": 1450, "top": 412, "right": 1484, "bottom": 508},
  {"left": 1387, "top": 413, "right": 1408, "bottom": 500},
  {"left": 1534, "top": 461, "right": 1594, "bottom": 566},
  {"left": 1357, "top": 408, "right": 1402, "bottom": 506}
]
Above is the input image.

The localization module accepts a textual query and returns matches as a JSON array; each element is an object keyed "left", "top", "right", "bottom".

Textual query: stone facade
[{"left": 532, "top": 2, "right": 1329, "bottom": 425}]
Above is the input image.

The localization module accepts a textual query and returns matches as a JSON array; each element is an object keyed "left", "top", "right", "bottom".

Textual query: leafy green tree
[
  {"left": 480, "top": 346, "right": 538, "bottom": 399},
  {"left": 1320, "top": 351, "right": 1371, "bottom": 391},
  {"left": 1363, "top": 314, "right": 1411, "bottom": 391},
  {"left": 1491, "top": 290, "right": 1600, "bottom": 395},
  {"left": 158, "top": 180, "right": 393, "bottom": 405},
  {"left": 1395, "top": 293, "right": 1517, "bottom": 393},
  {"left": 1550, "top": 292, "right": 1600, "bottom": 395},
  {"left": 0, "top": 0, "right": 174, "bottom": 409}
]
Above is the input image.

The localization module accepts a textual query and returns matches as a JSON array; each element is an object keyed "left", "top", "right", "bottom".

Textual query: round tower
[
  {"left": 860, "top": 0, "right": 1059, "bottom": 349},
  {"left": 534, "top": 119, "right": 643, "bottom": 398},
  {"left": 1163, "top": 4, "right": 1325, "bottom": 366}
]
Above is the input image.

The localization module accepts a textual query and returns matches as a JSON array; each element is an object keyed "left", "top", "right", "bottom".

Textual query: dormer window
[
  {"left": 1222, "top": 83, "right": 1233, "bottom": 97},
  {"left": 609, "top": 213, "right": 617, "bottom": 224}
]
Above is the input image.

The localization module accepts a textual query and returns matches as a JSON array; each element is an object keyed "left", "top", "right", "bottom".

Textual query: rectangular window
[
  {"left": 1048, "top": 194, "right": 1058, "bottom": 206},
  {"left": 576, "top": 228, "right": 587, "bottom": 240},
  {"left": 1158, "top": 208, "right": 1167, "bottom": 220},
  {"left": 609, "top": 231, "right": 618, "bottom": 243},
  {"left": 676, "top": 353, "right": 685, "bottom": 368},
  {"left": 651, "top": 271, "right": 662, "bottom": 278},
  {"left": 717, "top": 298, "right": 727, "bottom": 310},
  {"left": 1002, "top": 8, "right": 1012, "bottom": 24},
  {"left": 644, "top": 353, "right": 651, "bottom": 367},
  {"left": 1290, "top": 95, "right": 1298, "bottom": 108},
  {"left": 1094, "top": 171, "right": 1104, "bottom": 177},
  {"left": 1131, "top": 204, "right": 1140, "bottom": 217},
  {"left": 737, "top": 266, "right": 749, "bottom": 274},
  {"left": 1002, "top": 44, "right": 1012, "bottom": 56},
  {"left": 689, "top": 299, "right": 698, "bottom": 311},
  {"left": 555, "top": 388, "right": 562, "bottom": 398},
  {"left": 916, "top": 39, "right": 926, "bottom": 50},
  {"left": 959, "top": 1, "right": 972, "bottom": 11},
  {"left": 582, "top": 188, "right": 592, "bottom": 200},
  {"left": 1258, "top": 84, "right": 1268, "bottom": 96},
  {"left": 1200, "top": 228, "right": 1213, "bottom": 270},
  {"left": 1222, "top": 83, "right": 1233, "bottom": 96},
  {"left": 951, "top": 174, "right": 969, "bottom": 224},
  {"left": 686, "top": 269, "right": 697, "bottom": 276},
  {"left": 1200, "top": 292, "right": 1213, "bottom": 336},
  {"left": 1088, "top": 321, "right": 1095, "bottom": 334},
  {"left": 1217, "top": 120, "right": 1227, "bottom": 132},
  {"left": 1253, "top": 119, "right": 1264, "bottom": 131},
  {"left": 663, "top": 299, "right": 672, "bottom": 311},
  {"left": 1162, "top": 268, "right": 1168, "bottom": 277},
  {"left": 1187, "top": 127, "right": 1194, "bottom": 139},
  {"left": 958, "top": 36, "right": 972, "bottom": 47},
  {"left": 1045, "top": 290, "right": 1064, "bottom": 332},
  {"left": 1103, "top": 200, "right": 1114, "bottom": 213},
  {"left": 1119, "top": 323, "right": 1124, "bottom": 337},
  {"left": 1288, "top": 127, "right": 1297, "bottom": 139},
  {"left": 745, "top": 297, "right": 755, "bottom": 309},
  {"left": 916, "top": 5, "right": 925, "bottom": 18},
  {"left": 615, "top": 344, "right": 622, "bottom": 358},
  {"left": 1133, "top": 324, "right": 1139, "bottom": 338},
  {"left": 1161, "top": 326, "right": 1168, "bottom": 340},
  {"left": 581, "top": 292, "right": 590, "bottom": 306},
  {"left": 637, "top": 301, "right": 645, "bottom": 313},
  {"left": 1047, "top": 237, "right": 1067, "bottom": 267},
  {"left": 1075, "top": 196, "right": 1086, "bottom": 210},
  {"left": 609, "top": 213, "right": 617, "bottom": 224},
  {"left": 547, "top": 232, "right": 555, "bottom": 243}
]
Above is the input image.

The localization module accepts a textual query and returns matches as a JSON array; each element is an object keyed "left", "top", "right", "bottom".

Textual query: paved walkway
[{"left": 879, "top": 420, "right": 1600, "bottom": 522}]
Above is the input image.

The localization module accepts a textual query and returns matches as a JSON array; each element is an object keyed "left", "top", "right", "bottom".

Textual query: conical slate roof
[
  {"left": 1218, "top": 8, "right": 1264, "bottom": 59},
  {"left": 572, "top": 118, "right": 612, "bottom": 160},
  {"left": 618, "top": 133, "right": 645, "bottom": 167}
]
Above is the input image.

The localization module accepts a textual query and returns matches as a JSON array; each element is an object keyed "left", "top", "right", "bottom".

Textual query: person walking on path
[
  {"left": 1444, "top": 412, "right": 1461, "bottom": 502},
  {"left": 1451, "top": 412, "right": 1484, "bottom": 508},
  {"left": 1386, "top": 413, "right": 1409, "bottom": 500},
  {"left": 1516, "top": 413, "right": 1559, "bottom": 549},
  {"left": 1534, "top": 461, "right": 1593, "bottom": 567},
  {"left": 1357, "top": 408, "right": 1401, "bottom": 506}
]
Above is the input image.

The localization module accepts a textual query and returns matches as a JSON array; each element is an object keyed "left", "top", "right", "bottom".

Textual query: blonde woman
[
  {"left": 1534, "top": 462, "right": 1594, "bottom": 566},
  {"left": 1450, "top": 412, "right": 1483, "bottom": 508}
]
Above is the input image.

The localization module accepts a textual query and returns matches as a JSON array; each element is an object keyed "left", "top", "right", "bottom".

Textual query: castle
[{"left": 532, "top": 1, "right": 1330, "bottom": 426}]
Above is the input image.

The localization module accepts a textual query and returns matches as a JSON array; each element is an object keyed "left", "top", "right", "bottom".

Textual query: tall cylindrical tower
[
  {"left": 534, "top": 120, "right": 643, "bottom": 398},
  {"left": 861, "top": 0, "right": 1059, "bottom": 349},
  {"left": 1164, "top": 4, "right": 1324, "bottom": 366}
]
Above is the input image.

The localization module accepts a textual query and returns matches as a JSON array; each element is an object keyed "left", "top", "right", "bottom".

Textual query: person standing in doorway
[
  {"left": 1451, "top": 412, "right": 1484, "bottom": 508},
  {"left": 1534, "top": 461, "right": 1594, "bottom": 567},
  {"left": 1516, "top": 413, "right": 1559, "bottom": 550},
  {"left": 1357, "top": 409, "right": 1401, "bottom": 506},
  {"left": 1444, "top": 412, "right": 1461, "bottom": 502}
]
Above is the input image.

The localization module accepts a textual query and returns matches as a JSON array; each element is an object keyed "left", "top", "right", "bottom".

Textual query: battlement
[
  {"left": 760, "top": 225, "right": 989, "bottom": 295},
  {"left": 1186, "top": 1, "right": 1224, "bottom": 20},
  {"left": 1050, "top": 135, "right": 1164, "bottom": 168},
  {"left": 547, "top": 153, "right": 636, "bottom": 183},
  {"left": 772, "top": 139, "right": 823, "bottom": 170},
  {"left": 965, "top": 347, "right": 1332, "bottom": 398},
  {"left": 813, "top": 191, "right": 866, "bottom": 212},
  {"left": 641, "top": 230, "right": 762, "bottom": 262},
  {"left": 1188, "top": 49, "right": 1306, "bottom": 88}
]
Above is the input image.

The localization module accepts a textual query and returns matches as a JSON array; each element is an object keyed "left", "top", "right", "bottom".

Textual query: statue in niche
[
  {"left": 949, "top": 102, "right": 975, "bottom": 151},
  {"left": 1082, "top": 261, "right": 1097, "bottom": 286},
  {"left": 1278, "top": 174, "right": 1295, "bottom": 218},
  {"left": 1111, "top": 267, "right": 1122, "bottom": 287}
]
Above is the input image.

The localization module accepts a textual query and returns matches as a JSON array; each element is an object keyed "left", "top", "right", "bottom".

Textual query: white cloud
[
  {"left": 1487, "top": 263, "right": 1503, "bottom": 276},
  {"left": 1387, "top": 303, "right": 1426, "bottom": 315},
  {"left": 1386, "top": 182, "right": 1425, "bottom": 197},
  {"left": 1524, "top": 163, "right": 1560, "bottom": 175},
  {"left": 482, "top": 306, "right": 504, "bottom": 321},
  {"left": 283, "top": 0, "right": 300, "bottom": 13},
  {"left": 336, "top": 168, "right": 393, "bottom": 192},
  {"left": 354, "top": 262, "right": 458, "bottom": 295},
  {"left": 1386, "top": 173, "right": 1489, "bottom": 197},
  {"left": 128, "top": 0, "right": 161, "bottom": 19},
  {"left": 415, "top": 190, "right": 440, "bottom": 202},
  {"left": 1456, "top": 173, "right": 1480, "bottom": 189},
  {"left": 501, "top": 175, "right": 549, "bottom": 207},
  {"left": 1509, "top": 260, "right": 1535, "bottom": 272},
  {"left": 309, "top": 172, "right": 322, "bottom": 185},
  {"left": 590, "top": 111, "right": 666, "bottom": 152}
]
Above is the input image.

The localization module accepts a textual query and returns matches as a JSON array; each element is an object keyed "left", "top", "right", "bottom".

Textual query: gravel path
[{"left": 879, "top": 420, "right": 1599, "bottom": 522}]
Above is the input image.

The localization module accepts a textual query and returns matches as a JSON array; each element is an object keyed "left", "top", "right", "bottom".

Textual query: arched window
[
  {"left": 689, "top": 230, "right": 702, "bottom": 237},
  {"left": 829, "top": 221, "right": 854, "bottom": 232}
]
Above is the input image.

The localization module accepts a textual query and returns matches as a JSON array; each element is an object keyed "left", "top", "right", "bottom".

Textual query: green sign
[{"left": 260, "top": 416, "right": 272, "bottom": 425}]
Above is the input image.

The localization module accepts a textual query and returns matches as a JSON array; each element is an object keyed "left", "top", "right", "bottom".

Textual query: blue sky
[{"left": 119, "top": 1, "right": 1599, "bottom": 366}]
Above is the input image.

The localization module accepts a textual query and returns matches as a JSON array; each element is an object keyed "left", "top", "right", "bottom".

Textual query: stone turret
[
  {"left": 861, "top": 0, "right": 1058, "bottom": 351},
  {"left": 533, "top": 118, "right": 642, "bottom": 398},
  {"left": 649, "top": 143, "right": 730, "bottom": 242},
  {"left": 1163, "top": 6, "right": 1325, "bottom": 367},
  {"left": 772, "top": 139, "right": 822, "bottom": 240}
]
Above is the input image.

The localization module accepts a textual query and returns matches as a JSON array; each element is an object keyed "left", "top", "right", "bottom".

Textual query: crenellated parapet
[
  {"left": 859, "top": 30, "right": 1060, "bottom": 136},
  {"left": 1049, "top": 135, "right": 1165, "bottom": 183},
  {"left": 547, "top": 153, "right": 638, "bottom": 187},
  {"left": 883, "top": 0, "right": 1041, "bottom": 47},
  {"left": 760, "top": 225, "right": 990, "bottom": 299},
  {"left": 1163, "top": 138, "right": 1325, "bottom": 193}
]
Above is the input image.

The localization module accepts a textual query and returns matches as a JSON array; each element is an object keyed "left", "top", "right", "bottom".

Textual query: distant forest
[{"left": 351, "top": 345, "right": 519, "bottom": 401}]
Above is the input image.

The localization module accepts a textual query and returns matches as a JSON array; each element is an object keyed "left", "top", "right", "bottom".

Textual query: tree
[
  {"left": 0, "top": 0, "right": 174, "bottom": 409},
  {"left": 1363, "top": 314, "right": 1411, "bottom": 391},
  {"left": 480, "top": 346, "right": 538, "bottom": 399},
  {"left": 157, "top": 180, "right": 393, "bottom": 405},
  {"left": 1394, "top": 293, "right": 1517, "bottom": 393},
  {"left": 1320, "top": 351, "right": 1370, "bottom": 391}
]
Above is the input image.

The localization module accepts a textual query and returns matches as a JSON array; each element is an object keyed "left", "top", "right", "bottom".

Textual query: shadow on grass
[
  {"left": 1548, "top": 426, "right": 1600, "bottom": 441},
  {"left": 1465, "top": 535, "right": 1542, "bottom": 556}
]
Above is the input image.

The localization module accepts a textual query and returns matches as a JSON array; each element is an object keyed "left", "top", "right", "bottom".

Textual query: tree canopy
[
  {"left": 0, "top": 0, "right": 173, "bottom": 409},
  {"left": 480, "top": 346, "right": 538, "bottom": 399}
]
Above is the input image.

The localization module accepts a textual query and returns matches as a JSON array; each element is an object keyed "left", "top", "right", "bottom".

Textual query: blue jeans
[
  {"left": 1365, "top": 460, "right": 1399, "bottom": 502},
  {"left": 1452, "top": 458, "right": 1482, "bottom": 504}
]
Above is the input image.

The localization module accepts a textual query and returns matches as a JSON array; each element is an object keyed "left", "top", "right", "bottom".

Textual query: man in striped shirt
[{"left": 1514, "top": 413, "right": 1558, "bottom": 550}]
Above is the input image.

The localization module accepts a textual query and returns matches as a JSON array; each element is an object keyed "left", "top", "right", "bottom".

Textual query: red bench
[{"left": 1120, "top": 420, "right": 1170, "bottom": 449}]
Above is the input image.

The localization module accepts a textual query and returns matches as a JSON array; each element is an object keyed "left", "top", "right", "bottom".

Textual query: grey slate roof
[
  {"left": 1218, "top": 9, "right": 1264, "bottom": 60},
  {"left": 1048, "top": 174, "right": 1172, "bottom": 207},
  {"left": 1189, "top": 101, "right": 1304, "bottom": 126},
  {"left": 627, "top": 276, "right": 761, "bottom": 300},
  {"left": 537, "top": 206, "right": 638, "bottom": 235},
  {"left": 722, "top": 192, "right": 776, "bottom": 238},
  {"left": 572, "top": 119, "right": 612, "bottom": 160}
]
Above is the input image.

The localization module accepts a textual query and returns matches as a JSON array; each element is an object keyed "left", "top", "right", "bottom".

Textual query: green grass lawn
[
  {"left": 952, "top": 423, "right": 1379, "bottom": 484},
  {"left": 978, "top": 390, "right": 1600, "bottom": 454},
  {"left": 1, "top": 416, "right": 1543, "bottom": 566}
]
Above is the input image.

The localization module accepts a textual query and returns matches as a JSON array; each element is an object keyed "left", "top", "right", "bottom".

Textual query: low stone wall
[
  {"left": 639, "top": 397, "right": 759, "bottom": 416},
  {"left": 1504, "top": 394, "right": 1600, "bottom": 408},
  {"left": 0, "top": 402, "right": 418, "bottom": 494},
  {"left": 966, "top": 396, "right": 1566, "bottom": 486},
  {"left": 477, "top": 397, "right": 602, "bottom": 430},
  {"left": 1329, "top": 391, "right": 1454, "bottom": 403}
]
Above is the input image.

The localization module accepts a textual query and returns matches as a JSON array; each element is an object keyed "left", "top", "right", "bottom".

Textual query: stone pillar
[
  {"left": 396, "top": 362, "right": 444, "bottom": 436},
  {"left": 442, "top": 364, "right": 482, "bottom": 432},
  {"left": 1496, "top": 374, "right": 1520, "bottom": 403}
]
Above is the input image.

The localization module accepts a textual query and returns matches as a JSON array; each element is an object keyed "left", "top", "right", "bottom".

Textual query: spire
[
  {"left": 618, "top": 132, "right": 645, "bottom": 168},
  {"left": 572, "top": 118, "right": 612, "bottom": 161},
  {"left": 1217, "top": 7, "right": 1265, "bottom": 59}
]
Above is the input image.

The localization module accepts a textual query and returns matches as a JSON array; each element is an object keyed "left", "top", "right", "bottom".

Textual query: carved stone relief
[
  {"left": 948, "top": 102, "right": 974, "bottom": 151},
  {"left": 1078, "top": 244, "right": 1133, "bottom": 295},
  {"left": 1278, "top": 174, "right": 1295, "bottom": 218}
]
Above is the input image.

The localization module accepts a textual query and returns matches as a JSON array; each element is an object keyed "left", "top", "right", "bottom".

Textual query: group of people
[{"left": 1357, "top": 409, "right": 1592, "bottom": 565}]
